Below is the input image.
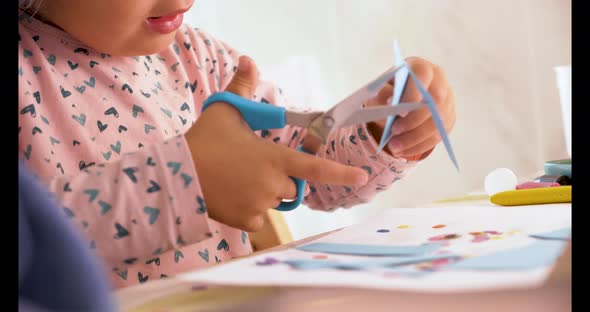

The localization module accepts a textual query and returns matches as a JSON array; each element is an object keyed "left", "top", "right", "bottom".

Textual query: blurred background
[{"left": 185, "top": 0, "right": 571, "bottom": 240}]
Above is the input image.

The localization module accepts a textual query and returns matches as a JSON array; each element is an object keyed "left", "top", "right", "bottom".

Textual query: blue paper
[
  {"left": 296, "top": 242, "right": 441, "bottom": 256},
  {"left": 449, "top": 240, "right": 566, "bottom": 271},
  {"left": 284, "top": 254, "right": 461, "bottom": 271},
  {"left": 407, "top": 68, "right": 459, "bottom": 171},
  {"left": 378, "top": 39, "right": 409, "bottom": 152},
  {"left": 529, "top": 227, "right": 571, "bottom": 241},
  {"left": 378, "top": 39, "right": 459, "bottom": 172}
]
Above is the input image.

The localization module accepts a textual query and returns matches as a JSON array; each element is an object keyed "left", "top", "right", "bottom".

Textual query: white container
[{"left": 554, "top": 65, "right": 571, "bottom": 157}]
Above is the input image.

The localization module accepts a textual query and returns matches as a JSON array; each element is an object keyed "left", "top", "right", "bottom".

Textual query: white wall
[{"left": 185, "top": 0, "right": 571, "bottom": 240}]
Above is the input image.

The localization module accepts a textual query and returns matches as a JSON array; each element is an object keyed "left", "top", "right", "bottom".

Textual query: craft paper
[
  {"left": 449, "top": 240, "right": 566, "bottom": 271},
  {"left": 284, "top": 254, "right": 461, "bottom": 271},
  {"left": 296, "top": 242, "right": 441, "bottom": 256},
  {"left": 529, "top": 227, "right": 571, "bottom": 241},
  {"left": 378, "top": 39, "right": 409, "bottom": 152},
  {"left": 179, "top": 204, "right": 571, "bottom": 292}
]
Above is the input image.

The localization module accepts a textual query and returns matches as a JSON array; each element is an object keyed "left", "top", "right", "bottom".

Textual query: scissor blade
[
  {"left": 326, "top": 66, "right": 405, "bottom": 128},
  {"left": 285, "top": 111, "right": 324, "bottom": 128},
  {"left": 339, "top": 102, "right": 425, "bottom": 128}
]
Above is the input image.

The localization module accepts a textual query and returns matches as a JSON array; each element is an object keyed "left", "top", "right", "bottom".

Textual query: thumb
[{"left": 225, "top": 55, "right": 259, "bottom": 99}]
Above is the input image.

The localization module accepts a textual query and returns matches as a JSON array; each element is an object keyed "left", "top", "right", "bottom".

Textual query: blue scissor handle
[
  {"left": 275, "top": 146, "right": 313, "bottom": 211},
  {"left": 202, "top": 92, "right": 287, "bottom": 131},
  {"left": 202, "top": 92, "right": 311, "bottom": 211},
  {"left": 276, "top": 175, "right": 306, "bottom": 212}
]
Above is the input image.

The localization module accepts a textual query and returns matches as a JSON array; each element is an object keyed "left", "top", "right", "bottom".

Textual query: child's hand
[
  {"left": 366, "top": 57, "right": 456, "bottom": 160},
  {"left": 185, "top": 56, "right": 369, "bottom": 232}
]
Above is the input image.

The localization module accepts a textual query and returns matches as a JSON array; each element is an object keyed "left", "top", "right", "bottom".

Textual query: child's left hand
[{"left": 366, "top": 57, "right": 456, "bottom": 160}]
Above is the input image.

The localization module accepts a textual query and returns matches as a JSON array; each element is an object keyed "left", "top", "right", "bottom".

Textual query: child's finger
[
  {"left": 396, "top": 133, "right": 441, "bottom": 158},
  {"left": 374, "top": 83, "right": 394, "bottom": 106},
  {"left": 391, "top": 106, "right": 431, "bottom": 134},
  {"left": 279, "top": 146, "right": 368, "bottom": 186},
  {"left": 242, "top": 214, "right": 266, "bottom": 232},
  {"left": 429, "top": 65, "right": 450, "bottom": 105},
  {"left": 441, "top": 89, "right": 456, "bottom": 135},
  {"left": 389, "top": 121, "right": 436, "bottom": 154},
  {"left": 400, "top": 57, "right": 435, "bottom": 104},
  {"left": 393, "top": 90, "right": 450, "bottom": 135},
  {"left": 393, "top": 64, "right": 450, "bottom": 135},
  {"left": 271, "top": 177, "right": 309, "bottom": 209},
  {"left": 389, "top": 105, "right": 455, "bottom": 154},
  {"left": 276, "top": 176, "right": 298, "bottom": 203},
  {"left": 224, "top": 55, "right": 260, "bottom": 99}
]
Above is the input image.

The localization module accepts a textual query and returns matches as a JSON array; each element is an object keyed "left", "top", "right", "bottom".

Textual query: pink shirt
[{"left": 18, "top": 11, "right": 418, "bottom": 288}]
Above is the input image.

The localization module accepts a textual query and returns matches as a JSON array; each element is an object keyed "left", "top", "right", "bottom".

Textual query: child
[{"left": 18, "top": 0, "right": 456, "bottom": 288}]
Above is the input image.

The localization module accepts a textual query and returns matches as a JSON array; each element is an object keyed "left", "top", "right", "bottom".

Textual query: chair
[{"left": 248, "top": 210, "right": 293, "bottom": 251}]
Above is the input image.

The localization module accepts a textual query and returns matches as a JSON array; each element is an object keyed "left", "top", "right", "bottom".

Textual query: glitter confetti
[
  {"left": 377, "top": 229, "right": 390, "bottom": 233},
  {"left": 471, "top": 236, "right": 489, "bottom": 243},
  {"left": 469, "top": 230, "right": 503, "bottom": 243},
  {"left": 432, "top": 224, "right": 446, "bottom": 229},
  {"left": 397, "top": 225, "right": 410, "bottom": 229},
  {"left": 415, "top": 257, "right": 462, "bottom": 271},
  {"left": 428, "top": 234, "right": 461, "bottom": 241},
  {"left": 256, "top": 257, "right": 280, "bottom": 266}
]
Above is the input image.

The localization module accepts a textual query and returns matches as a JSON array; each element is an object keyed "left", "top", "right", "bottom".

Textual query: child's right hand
[{"left": 185, "top": 56, "right": 369, "bottom": 232}]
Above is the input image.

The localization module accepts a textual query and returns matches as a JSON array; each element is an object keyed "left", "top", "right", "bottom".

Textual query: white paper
[{"left": 178, "top": 204, "right": 571, "bottom": 293}]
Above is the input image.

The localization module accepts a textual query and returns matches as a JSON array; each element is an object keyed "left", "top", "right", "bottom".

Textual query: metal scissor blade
[
  {"left": 366, "top": 65, "right": 406, "bottom": 92},
  {"left": 339, "top": 102, "right": 425, "bottom": 128},
  {"left": 285, "top": 111, "right": 324, "bottom": 128},
  {"left": 325, "top": 66, "right": 406, "bottom": 128}
]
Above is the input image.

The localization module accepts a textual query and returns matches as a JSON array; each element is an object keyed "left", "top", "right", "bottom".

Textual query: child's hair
[
  {"left": 19, "top": 0, "right": 36, "bottom": 9},
  {"left": 19, "top": 0, "right": 43, "bottom": 17}
]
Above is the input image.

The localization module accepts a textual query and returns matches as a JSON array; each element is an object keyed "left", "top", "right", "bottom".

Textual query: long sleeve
[
  {"left": 190, "top": 29, "right": 421, "bottom": 211},
  {"left": 43, "top": 136, "right": 212, "bottom": 266},
  {"left": 18, "top": 17, "right": 250, "bottom": 283},
  {"left": 18, "top": 52, "right": 212, "bottom": 265}
]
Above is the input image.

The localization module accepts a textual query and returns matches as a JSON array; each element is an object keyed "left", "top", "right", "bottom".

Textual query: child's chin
[{"left": 103, "top": 34, "right": 178, "bottom": 57}]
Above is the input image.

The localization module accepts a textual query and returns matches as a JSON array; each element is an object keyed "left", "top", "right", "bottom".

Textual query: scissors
[{"left": 202, "top": 41, "right": 458, "bottom": 212}]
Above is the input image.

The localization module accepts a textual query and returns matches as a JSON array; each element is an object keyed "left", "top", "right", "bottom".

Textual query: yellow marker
[{"left": 490, "top": 186, "right": 571, "bottom": 206}]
